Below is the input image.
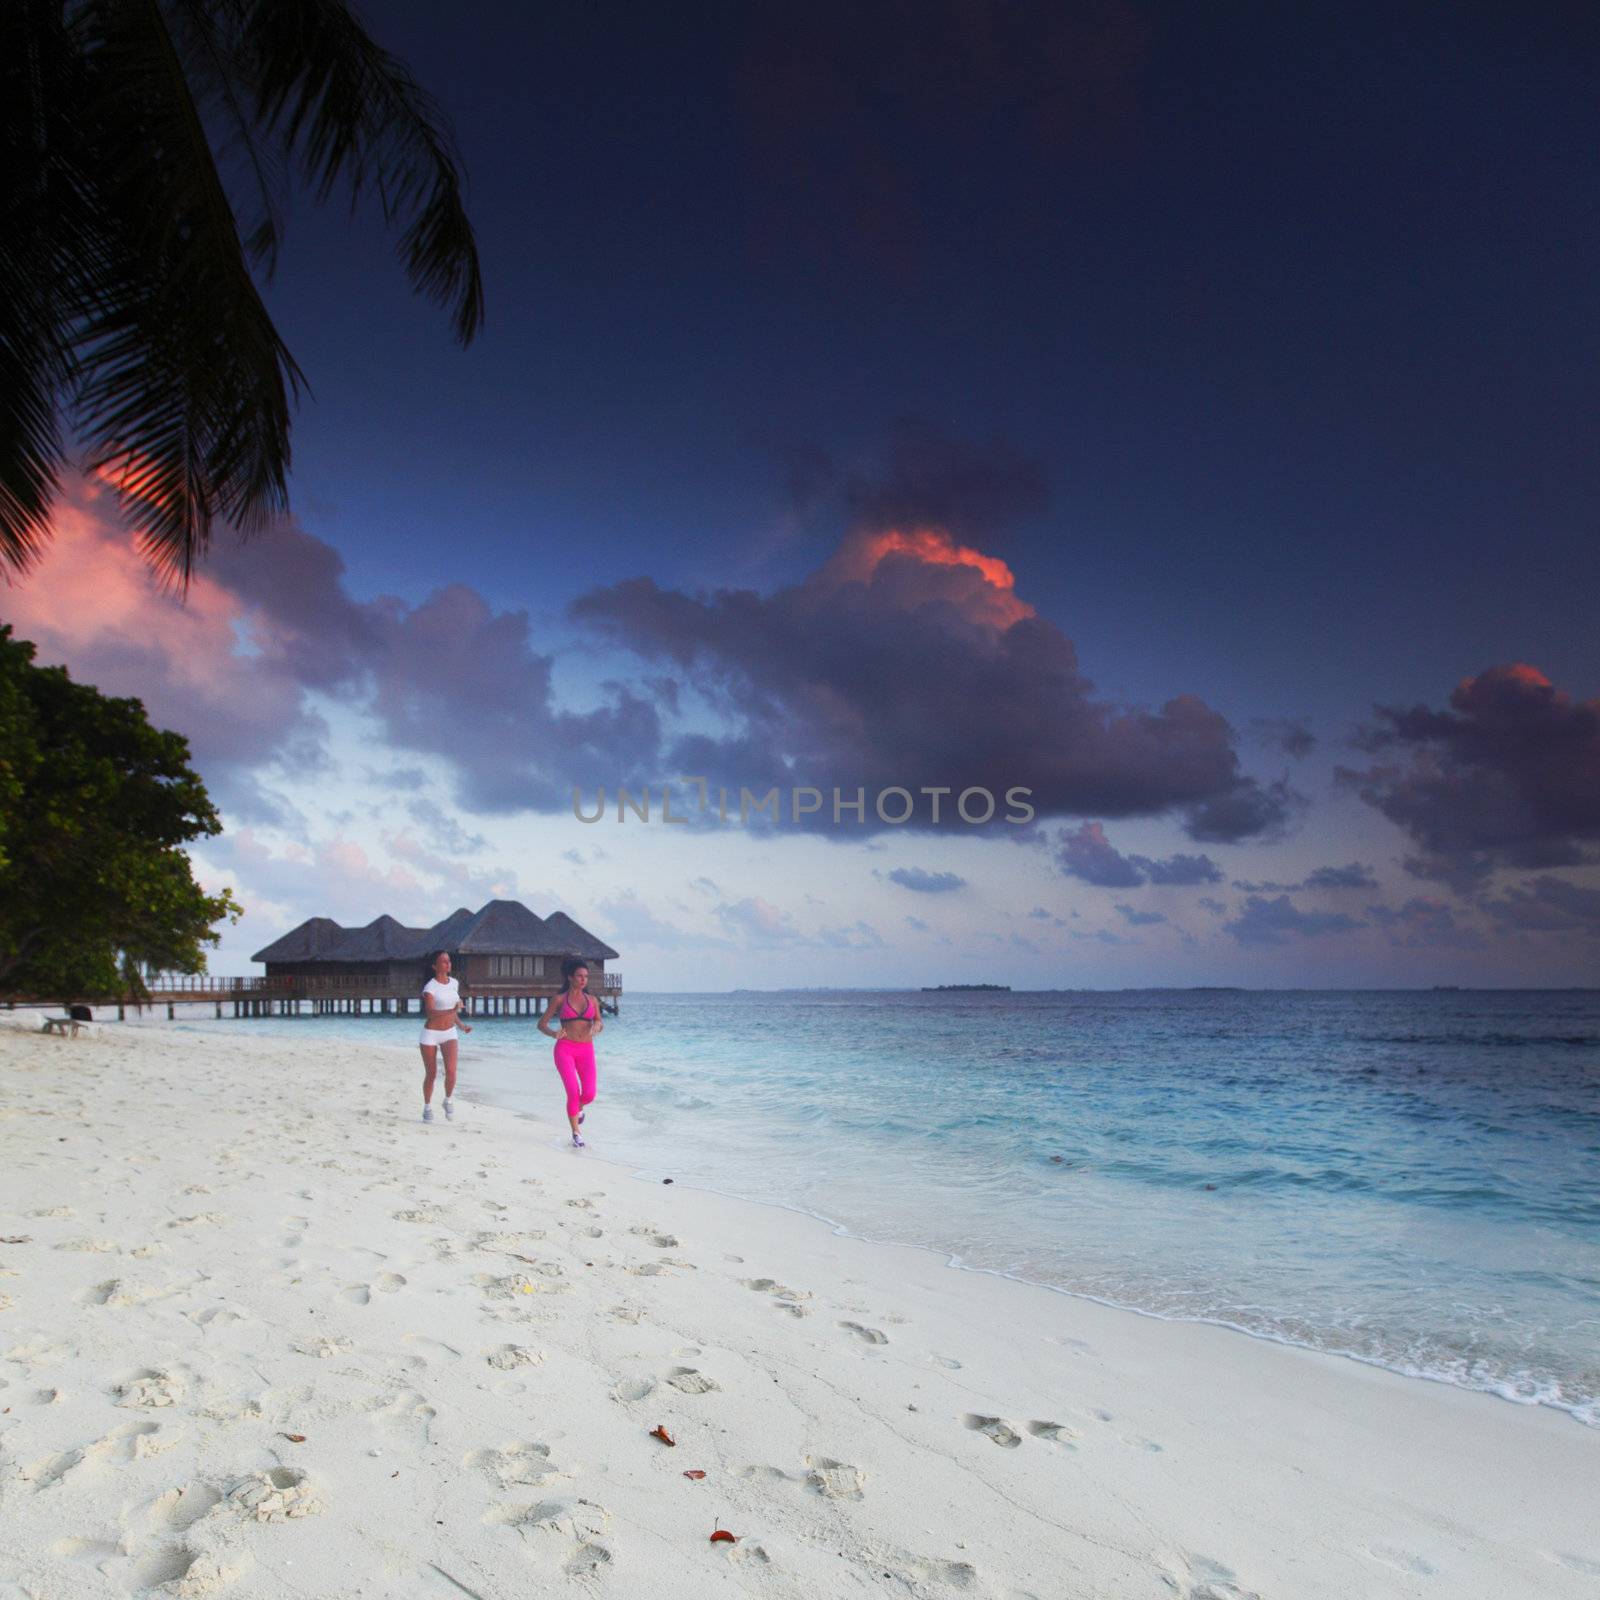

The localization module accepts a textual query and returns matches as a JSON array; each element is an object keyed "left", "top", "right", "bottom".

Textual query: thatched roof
[
  {"left": 542, "top": 910, "right": 620, "bottom": 961},
  {"left": 252, "top": 900, "right": 618, "bottom": 965},
  {"left": 250, "top": 916, "right": 347, "bottom": 963}
]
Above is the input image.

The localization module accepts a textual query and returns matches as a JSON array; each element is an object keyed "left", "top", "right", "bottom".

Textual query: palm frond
[
  {"left": 69, "top": 0, "right": 305, "bottom": 588},
  {"left": 0, "top": 1, "right": 85, "bottom": 573},
  {"left": 240, "top": 0, "right": 484, "bottom": 343},
  {"left": 165, "top": 0, "right": 291, "bottom": 277}
]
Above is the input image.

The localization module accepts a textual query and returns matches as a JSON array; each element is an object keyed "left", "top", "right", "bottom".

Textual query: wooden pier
[{"left": 4, "top": 973, "right": 622, "bottom": 1022}]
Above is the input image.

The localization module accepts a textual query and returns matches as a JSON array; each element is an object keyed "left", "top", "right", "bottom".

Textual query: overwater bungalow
[{"left": 238, "top": 899, "right": 621, "bottom": 1017}]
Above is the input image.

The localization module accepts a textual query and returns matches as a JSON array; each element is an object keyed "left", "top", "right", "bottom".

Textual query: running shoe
[
  {"left": 422, "top": 1106, "right": 434, "bottom": 1123},
  {"left": 578, "top": 1111, "right": 585, "bottom": 1125},
  {"left": 443, "top": 1099, "right": 455, "bottom": 1121},
  {"left": 571, "top": 1132, "right": 586, "bottom": 1148}
]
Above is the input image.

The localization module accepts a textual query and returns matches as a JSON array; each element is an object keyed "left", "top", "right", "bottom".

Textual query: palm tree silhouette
[{"left": 1, "top": 0, "right": 484, "bottom": 586}]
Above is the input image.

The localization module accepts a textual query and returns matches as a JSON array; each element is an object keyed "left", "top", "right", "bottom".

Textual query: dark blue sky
[
  {"left": 258, "top": 0, "right": 1598, "bottom": 724},
  {"left": 17, "top": 1, "right": 1600, "bottom": 984}
]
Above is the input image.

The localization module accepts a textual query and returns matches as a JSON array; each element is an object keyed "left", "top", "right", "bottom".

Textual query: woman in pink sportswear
[{"left": 538, "top": 955, "right": 603, "bottom": 1147}]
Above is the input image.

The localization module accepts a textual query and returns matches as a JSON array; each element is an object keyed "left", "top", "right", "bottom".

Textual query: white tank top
[{"left": 422, "top": 977, "right": 460, "bottom": 1011}]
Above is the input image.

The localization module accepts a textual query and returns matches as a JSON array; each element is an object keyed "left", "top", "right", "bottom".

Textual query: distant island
[{"left": 920, "top": 983, "right": 1011, "bottom": 992}]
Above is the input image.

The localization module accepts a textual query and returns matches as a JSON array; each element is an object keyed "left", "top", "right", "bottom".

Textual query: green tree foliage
[
  {"left": 2, "top": 0, "right": 483, "bottom": 586},
  {"left": 0, "top": 625, "right": 240, "bottom": 999}
]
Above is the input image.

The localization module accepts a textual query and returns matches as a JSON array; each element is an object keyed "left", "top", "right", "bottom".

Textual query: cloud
[
  {"left": 1480, "top": 876, "right": 1600, "bottom": 937},
  {"left": 1364, "top": 898, "right": 1487, "bottom": 950},
  {"left": 595, "top": 892, "right": 726, "bottom": 950},
  {"left": 1304, "top": 862, "right": 1379, "bottom": 890},
  {"left": 1055, "top": 822, "right": 1222, "bottom": 887},
  {"left": 818, "top": 920, "right": 886, "bottom": 949},
  {"left": 3, "top": 481, "right": 334, "bottom": 815},
  {"left": 1196, "top": 896, "right": 1227, "bottom": 916},
  {"left": 715, "top": 896, "right": 803, "bottom": 946},
  {"left": 1339, "top": 664, "right": 1600, "bottom": 892},
  {"left": 1114, "top": 903, "right": 1167, "bottom": 926},
  {"left": 1055, "top": 822, "right": 1143, "bottom": 886},
  {"left": 1182, "top": 778, "right": 1303, "bottom": 844},
  {"left": 1138, "top": 852, "right": 1224, "bottom": 886},
  {"left": 199, "top": 828, "right": 433, "bottom": 938},
  {"left": 1252, "top": 717, "right": 1317, "bottom": 761},
  {"left": 1235, "top": 862, "right": 1379, "bottom": 894},
  {"left": 840, "top": 422, "right": 1049, "bottom": 555},
  {"left": 1222, "top": 895, "right": 1362, "bottom": 947},
  {"left": 405, "top": 798, "right": 489, "bottom": 856},
  {"left": 571, "top": 444, "right": 1298, "bottom": 840},
  {"left": 886, "top": 866, "right": 967, "bottom": 894},
  {"left": 5, "top": 478, "right": 665, "bottom": 821},
  {"left": 383, "top": 832, "right": 520, "bottom": 907},
  {"left": 904, "top": 915, "right": 930, "bottom": 932}
]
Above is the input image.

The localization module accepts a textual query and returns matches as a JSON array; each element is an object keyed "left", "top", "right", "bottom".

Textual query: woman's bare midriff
[{"left": 424, "top": 1012, "right": 458, "bottom": 1032}]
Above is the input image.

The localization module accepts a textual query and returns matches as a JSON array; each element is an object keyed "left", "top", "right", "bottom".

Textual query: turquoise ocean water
[{"left": 153, "top": 989, "right": 1599, "bottom": 1426}]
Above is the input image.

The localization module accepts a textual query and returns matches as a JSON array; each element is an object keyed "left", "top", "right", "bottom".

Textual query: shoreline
[
  {"left": 3, "top": 1020, "right": 1597, "bottom": 1597},
  {"left": 14, "top": 1007, "right": 1600, "bottom": 1433}
]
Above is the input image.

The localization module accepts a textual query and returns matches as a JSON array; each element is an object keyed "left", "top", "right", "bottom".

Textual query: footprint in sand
[
  {"left": 742, "top": 1278, "right": 812, "bottom": 1315},
  {"left": 293, "top": 1336, "right": 350, "bottom": 1359},
  {"left": 82, "top": 1277, "right": 164, "bottom": 1308},
  {"left": 1162, "top": 1553, "right": 1264, "bottom": 1600},
  {"left": 666, "top": 1366, "right": 720, "bottom": 1394},
  {"left": 838, "top": 1321, "right": 889, "bottom": 1345},
  {"left": 401, "top": 1333, "right": 461, "bottom": 1367},
  {"left": 1552, "top": 1553, "right": 1600, "bottom": 1576},
  {"left": 630, "top": 1227, "right": 680, "bottom": 1248},
  {"left": 166, "top": 1212, "right": 229, "bottom": 1230},
  {"left": 342, "top": 1272, "right": 407, "bottom": 1304},
  {"left": 467, "top": 1446, "right": 563, "bottom": 1491},
  {"left": 873, "top": 1551, "right": 981, "bottom": 1591},
  {"left": 610, "top": 1375, "right": 657, "bottom": 1403},
  {"left": 226, "top": 1466, "right": 323, "bottom": 1522},
  {"left": 486, "top": 1345, "right": 544, "bottom": 1371},
  {"left": 112, "top": 1367, "right": 185, "bottom": 1409},
  {"left": 1363, "top": 1545, "right": 1437, "bottom": 1577},
  {"left": 1025, "top": 1420, "right": 1079, "bottom": 1449},
  {"left": 49, "top": 1537, "right": 121, "bottom": 1563},
  {"left": 469, "top": 1441, "right": 563, "bottom": 1489},
  {"left": 21, "top": 1420, "right": 164, "bottom": 1489},
  {"left": 805, "top": 1456, "right": 867, "bottom": 1500},
  {"left": 365, "top": 1389, "right": 437, "bottom": 1442},
  {"left": 485, "top": 1496, "right": 611, "bottom": 1576},
  {"left": 137, "top": 1479, "right": 223, "bottom": 1532},
  {"left": 962, "top": 1414, "right": 1022, "bottom": 1449}
]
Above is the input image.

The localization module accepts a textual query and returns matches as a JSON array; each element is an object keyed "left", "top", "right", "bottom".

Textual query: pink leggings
[{"left": 553, "top": 1039, "right": 597, "bottom": 1119}]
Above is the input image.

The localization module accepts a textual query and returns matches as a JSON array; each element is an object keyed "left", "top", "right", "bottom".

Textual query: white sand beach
[{"left": 1, "top": 1018, "right": 1595, "bottom": 1600}]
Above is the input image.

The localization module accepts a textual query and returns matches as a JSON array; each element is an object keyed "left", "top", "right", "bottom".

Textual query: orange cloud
[
  {"left": 812, "top": 524, "right": 1035, "bottom": 628},
  {"left": 1, "top": 477, "right": 323, "bottom": 780}
]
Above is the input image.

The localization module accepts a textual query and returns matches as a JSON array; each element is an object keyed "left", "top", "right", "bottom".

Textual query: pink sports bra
[{"left": 558, "top": 993, "right": 597, "bottom": 1022}]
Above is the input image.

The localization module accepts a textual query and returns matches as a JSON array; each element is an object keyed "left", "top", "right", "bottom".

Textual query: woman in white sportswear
[{"left": 419, "top": 949, "right": 471, "bottom": 1122}]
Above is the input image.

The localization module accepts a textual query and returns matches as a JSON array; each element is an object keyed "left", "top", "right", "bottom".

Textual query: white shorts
[{"left": 420, "top": 1026, "right": 458, "bottom": 1046}]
